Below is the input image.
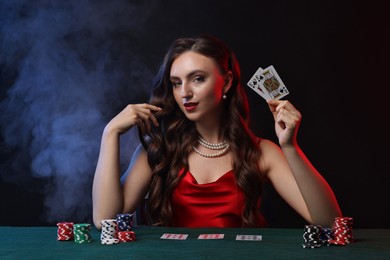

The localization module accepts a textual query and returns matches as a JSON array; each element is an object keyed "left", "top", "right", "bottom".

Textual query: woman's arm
[
  {"left": 92, "top": 127, "right": 123, "bottom": 229},
  {"left": 263, "top": 100, "right": 342, "bottom": 227},
  {"left": 281, "top": 143, "right": 342, "bottom": 226},
  {"left": 92, "top": 104, "right": 161, "bottom": 229},
  {"left": 260, "top": 139, "right": 341, "bottom": 227}
]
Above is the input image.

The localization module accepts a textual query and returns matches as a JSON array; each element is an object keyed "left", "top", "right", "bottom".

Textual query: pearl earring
[{"left": 223, "top": 94, "right": 227, "bottom": 99}]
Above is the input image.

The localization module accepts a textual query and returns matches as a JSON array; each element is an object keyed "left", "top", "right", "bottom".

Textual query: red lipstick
[{"left": 184, "top": 102, "right": 198, "bottom": 112}]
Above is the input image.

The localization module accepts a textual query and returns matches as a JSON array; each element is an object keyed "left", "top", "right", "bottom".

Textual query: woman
[{"left": 92, "top": 34, "right": 342, "bottom": 229}]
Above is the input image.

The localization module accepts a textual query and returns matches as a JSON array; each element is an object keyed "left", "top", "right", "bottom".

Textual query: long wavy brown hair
[{"left": 139, "top": 34, "right": 266, "bottom": 227}]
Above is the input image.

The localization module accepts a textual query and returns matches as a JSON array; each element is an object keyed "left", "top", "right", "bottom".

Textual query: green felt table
[{"left": 0, "top": 226, "right": 389, "bottom": 259}]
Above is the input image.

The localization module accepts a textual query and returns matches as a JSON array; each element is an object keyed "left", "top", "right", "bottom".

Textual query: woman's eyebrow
[{"left": 170, "top": 70, "right": 206, "bottom": 81}]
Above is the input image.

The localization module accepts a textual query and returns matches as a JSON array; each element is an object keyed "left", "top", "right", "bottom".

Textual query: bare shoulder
[
  {"left": 257, "top": 138, "right": 283, "bottom": 156},
  {"left": 257, "top": 138, "right": 278, "bottom": 150}
]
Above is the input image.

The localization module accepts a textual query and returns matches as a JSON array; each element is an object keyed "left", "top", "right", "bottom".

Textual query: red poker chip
[
  {"left": 330, "top": 216, "right": 354, "bottom": 246},
  {"left": 57, "top": 222, "right": 74, "bottom": 241},
  {"left": 118, "top": 231, "right": 136, "bottom": 242}
]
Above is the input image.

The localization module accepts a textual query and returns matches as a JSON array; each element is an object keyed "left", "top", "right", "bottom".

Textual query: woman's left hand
[{"left": 267, "top": 100, "right": 302, "bottom": 148}]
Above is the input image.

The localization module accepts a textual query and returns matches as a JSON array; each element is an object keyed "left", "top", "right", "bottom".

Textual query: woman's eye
[
  {"left": 193, "top": 76, "right": 205, "bottom": 83},
  {"left": 171, "top": 81, "right": 181, "bottom": 88}
]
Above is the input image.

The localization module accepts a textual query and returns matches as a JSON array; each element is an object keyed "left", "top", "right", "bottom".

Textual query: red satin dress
[{"left": 171, "top": 169, "right": 246, "bottom": 228}]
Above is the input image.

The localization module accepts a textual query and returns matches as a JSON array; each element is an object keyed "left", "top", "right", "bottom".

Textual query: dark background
[{"left": 1, "top": 0, "right": 389, "bottom": 228}]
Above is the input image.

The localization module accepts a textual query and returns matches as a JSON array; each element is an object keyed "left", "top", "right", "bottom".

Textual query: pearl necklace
[
  {"left": 198, "top": 136, "right": 229, "bottom": 150},
  {"left": 192, "top": 137, "right": 230, "bottom": 158}
]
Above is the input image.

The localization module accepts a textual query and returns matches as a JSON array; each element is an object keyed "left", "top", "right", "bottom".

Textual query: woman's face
[{"left": 170, "top": 51, "right": 226, "bottom": 123}]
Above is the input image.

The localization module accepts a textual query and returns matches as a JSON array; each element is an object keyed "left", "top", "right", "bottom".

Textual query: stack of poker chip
[
  {"left": 73, "top": 223, "right": 92, "bottom": 243},
  {"left": 116, "top": 213, "right": 135, "bottom": 243},
  {"left": 100, "top": 219, "right": 120, "bottom": 245},
  {"left": 57, "top": 222, "right": 74, "bottom": 241},
  {"left": 319, "top": 227, "right": 333, "bottom": 246},
  {"left": 302, "top": 225, "right": 323, "bottom": 248},
  {"left": 328, "top": 217, "right": 354, "bottom": 245}
]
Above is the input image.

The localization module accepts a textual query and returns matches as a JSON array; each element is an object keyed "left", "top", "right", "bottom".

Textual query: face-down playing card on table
[
  {"left": 160, "top": 233, "right": 189, "bottom": 240},
  {"left": 197, "top": 234, "right": 225, "bottom": 239},
  {"left": 236, "top": 235, "right": 262, "bottom": 241}
]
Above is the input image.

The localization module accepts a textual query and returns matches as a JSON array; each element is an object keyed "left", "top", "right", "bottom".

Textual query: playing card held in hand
[{"left": 247, "top": 65, "right": 289, "bottom": 100}]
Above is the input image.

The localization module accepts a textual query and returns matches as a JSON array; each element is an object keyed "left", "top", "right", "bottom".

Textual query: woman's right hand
[{"left": 105, "top": 103, "right": 162, "bottom": 135}]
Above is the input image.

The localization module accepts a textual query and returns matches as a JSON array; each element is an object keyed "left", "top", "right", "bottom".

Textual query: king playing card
[{"left": 247, "top": 65, "right": 289, "bottom": 100}]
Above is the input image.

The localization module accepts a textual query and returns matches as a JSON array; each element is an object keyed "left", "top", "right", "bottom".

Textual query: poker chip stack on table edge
[
  {"left": 319, "top": 227, "right": 333, "bottom": 246},
  {"left": 302, "top": 225, "right": 323, "bottom": 248},
  {"left": 57, "top": 222, "right": 74, "bottom": 241},
  {"left": 73, "top": 223, "right": 92, "bottom": 243},
  {"left": 301, "top": 216, "right": 354, "bottom": 249},
  {"left": 100, "top": 214, "right": 136, "bottom": 245},
  {"left": 329, "top": 217, "right": 354, "bottom": 245},
  {"left": 100, "top": 219, "right": 120, "bottom": 245},
  {"left": 116, "top": 213, "right": 136, "bottom": 243}
]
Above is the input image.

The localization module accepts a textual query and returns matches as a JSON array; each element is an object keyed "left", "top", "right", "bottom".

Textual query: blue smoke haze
[{"left": 0, "top": 0, "right": 160, "bottom": 223}]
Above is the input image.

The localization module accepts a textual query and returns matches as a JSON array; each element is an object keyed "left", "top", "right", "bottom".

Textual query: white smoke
[{"left": 0, "top": 0, "right": 160, "bottom": 223}]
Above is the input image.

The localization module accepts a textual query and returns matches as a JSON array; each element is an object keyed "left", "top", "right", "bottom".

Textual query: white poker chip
[{"left": 101, "top": 238, "right": 120, "bottom": 245}]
